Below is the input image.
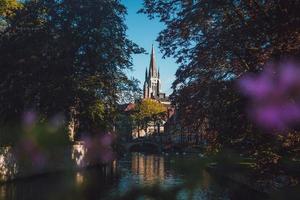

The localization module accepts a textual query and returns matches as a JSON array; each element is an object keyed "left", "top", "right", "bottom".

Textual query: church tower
[{"left": 143, "top": 45, "right": 163, "bottom": 99}]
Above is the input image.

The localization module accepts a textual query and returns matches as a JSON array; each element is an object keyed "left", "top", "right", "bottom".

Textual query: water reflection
[
  {"left": 75, "top": 172, "right": 84, "bottom": 186},
  {"left": 0, "top": 153, "right": 269, "bottom": 200},
  {"left": 131, "top": 154, "right": 165, "bottom": 184}
]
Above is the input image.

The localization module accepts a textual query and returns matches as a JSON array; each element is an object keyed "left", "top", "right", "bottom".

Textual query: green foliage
[
  {"left": 0, "top": 0, "right": 21, "bottom": 32},
  {"left": 131, "top": 99, "right": 167, "bottom": 132},
  {"left": 117, "top": 77, "right": 142, "bottom": 104},
  {"left": 140, "top": 0, "right": 300, "bottom": 134},
  {"left": 88, "top": 100, "right": 105, "bottom": 123},
  {"left": 0, "top": 115, "right": 70, "bottom": 147},
  {"left": 0, "top": 0, "right": 143, "bottom": 140},
  {"left": 115, "top": 112, "right": 133, "bottom": 141},
  {"left": 21, "top": 120, "right": 70, "bottom": 149},
  {"left": 141, "top": 0, "right": 300, "bottom": 170},
  {"left": 78, "top": 99, "right": 112, "bottom": 134},
  {"left": 134, "top": 99, "right": 166, "bottom": 120},
  {"left": 0, "top": 0, "right": 21, "bottom": 17}
]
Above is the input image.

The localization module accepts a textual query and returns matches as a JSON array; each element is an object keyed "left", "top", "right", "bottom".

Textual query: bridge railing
[{"left": 132, "top": 132, "right": 205, "bottom": 146}]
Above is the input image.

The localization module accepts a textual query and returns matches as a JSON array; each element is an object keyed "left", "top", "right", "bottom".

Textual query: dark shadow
[{"left": 129, "top": 143, "right": 159, "bottom": 153}]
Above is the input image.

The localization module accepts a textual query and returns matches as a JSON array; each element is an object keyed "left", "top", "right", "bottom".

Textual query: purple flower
[
  {"left": 100, "top": 133, "right": 113, "bottom": 146},
  {"left": 99, "top": 148, "right": 114, "bottom": 163},
  {"left": 278, "top": 62, "right": 300, "bottom": 90},
  {"left": 239, "top": 61, "right": 300, "bottom": 131},
  {"left": 239, "top": 73, "right": 274, "bottom": 100},
  {"left": 253, "top": 103, "right": 300, "bottom": 131},
  {"left": 22, "top": 111, "right": 37, "bottom": 127},
  {"left": 17, "top": 138, "right": 47, "bottom": 169},
  {"left": 82, "top": 133, "right": 115, "bottom": 164}
]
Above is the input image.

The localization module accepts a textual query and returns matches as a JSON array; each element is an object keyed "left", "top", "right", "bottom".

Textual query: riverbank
[
  {"left": 126, "top": 147, "right": 300, "bottom": 198},
  {"left": 0, "top": 143, "right": 110, "bottom": 183},
  {"left": 2, "top": 143, "right": 300, "bottom": 200},
  {"left": 0, "top": 152, "right": 270, "bottom": 200}
]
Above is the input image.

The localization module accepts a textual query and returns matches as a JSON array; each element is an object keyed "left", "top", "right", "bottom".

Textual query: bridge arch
[{"left": 126, "top": 141, "right": 160, "bottom": 153}]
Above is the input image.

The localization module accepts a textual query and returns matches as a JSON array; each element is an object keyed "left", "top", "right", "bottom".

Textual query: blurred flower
[
  {"left": 238, "top": 61, "right": 300, "bottom": 131},
  {"left": 250, "top": 103, "right": 300, "bottom": 131},
  {"left": 82, "top": 133, "right": 115, "bottom": 165},
  {"left": 100, "top": 133, "right": 113, "bottom": 146},
  {"left": 22, "top": 110, "right": 37, "bottom": 127},
  {"left": 17, "top": 138, "right": 47, "bottom": 169}
]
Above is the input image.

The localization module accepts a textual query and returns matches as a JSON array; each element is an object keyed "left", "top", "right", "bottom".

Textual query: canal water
[{"left": 0, "top": 153, "right": 268, "bottom": 200}]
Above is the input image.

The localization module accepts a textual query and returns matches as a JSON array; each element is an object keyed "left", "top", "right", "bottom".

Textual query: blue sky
[{"left": 122, "top": 0, "right": 178, "bottom": 95}]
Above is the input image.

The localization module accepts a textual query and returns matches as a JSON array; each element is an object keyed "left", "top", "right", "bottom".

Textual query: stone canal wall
[{"left": 0, "top": 143, "right": 88, "bottom": 183}]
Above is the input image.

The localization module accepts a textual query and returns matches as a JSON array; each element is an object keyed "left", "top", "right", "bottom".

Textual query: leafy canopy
[
  {"left": 0, "top": 0, "right": 21, "bottom": 17},
  {"left": 133, "top": 99, "right": 167, "bottom": 122},
  {"left": 0, "top": 0, "right": 143, "bottom": 136}
]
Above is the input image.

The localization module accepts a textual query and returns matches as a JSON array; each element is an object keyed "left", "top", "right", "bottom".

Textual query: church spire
[
  {"left": 158, "top": 68, "right": 160, "bottom": 79},
  {"left": 149, "top": 44, "right": 157, "bottom": 77},
  {"left": 145, "top": 67, "right": 148, "bottom": 80}
]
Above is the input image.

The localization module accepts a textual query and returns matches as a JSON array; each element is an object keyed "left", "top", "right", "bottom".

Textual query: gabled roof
[{"left": 124, "top": 103, "right": 135, "bottom": 112}]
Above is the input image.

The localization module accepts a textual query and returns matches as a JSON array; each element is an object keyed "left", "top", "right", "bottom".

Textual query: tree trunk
[
  {"left": 67, "top": 119, "right": 75, "bottom": 142},
  {"left": 137, "top": 121, "right": 140, "bottom": 138},
  {"left": 67, "top": 105, "right": 79, "bottom": 142}
]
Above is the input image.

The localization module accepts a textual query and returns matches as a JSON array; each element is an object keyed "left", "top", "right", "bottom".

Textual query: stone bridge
[{"left": 125, "top": 138, "right": 162, "bottom": 152}]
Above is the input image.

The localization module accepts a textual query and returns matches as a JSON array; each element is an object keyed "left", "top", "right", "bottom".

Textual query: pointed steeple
[
  {"left": 149, "top": 44, "right": 157, "bottom": 77},
  {"left": 157, "top": 79, "right": 160, "bottom": 96},
  {"left": 158, "top": 68, "right": 160, "bottom": 79},
  {"left": 145, "top": 67, "right": 148, "bottom": 80}
]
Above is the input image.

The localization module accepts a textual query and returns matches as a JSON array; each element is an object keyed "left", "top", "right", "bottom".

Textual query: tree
[
  {"left": 141, "top": 1, "right": 299, "bottom": 75},
  {"left": 0, "top": 0, "right": 21, "bottom": 16},
  {"left": 0, "top": 0, "right": 143, "bottom": 141},
  {"left": 0, "top": 0, "right": 21, "bottom": 31},
  {"left": 117, "top": 77, "right": 142, "bottom": 105},
  {"left": 140, "top": 0, "right": 300, "bottom": 156},
  {"left": 131, "top": 99, "right": 167, "bottom": 137}
]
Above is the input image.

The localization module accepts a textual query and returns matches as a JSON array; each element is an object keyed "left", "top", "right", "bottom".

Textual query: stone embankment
[{"left": 0, "top": 143, "right": 90, "bottom": 183}]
